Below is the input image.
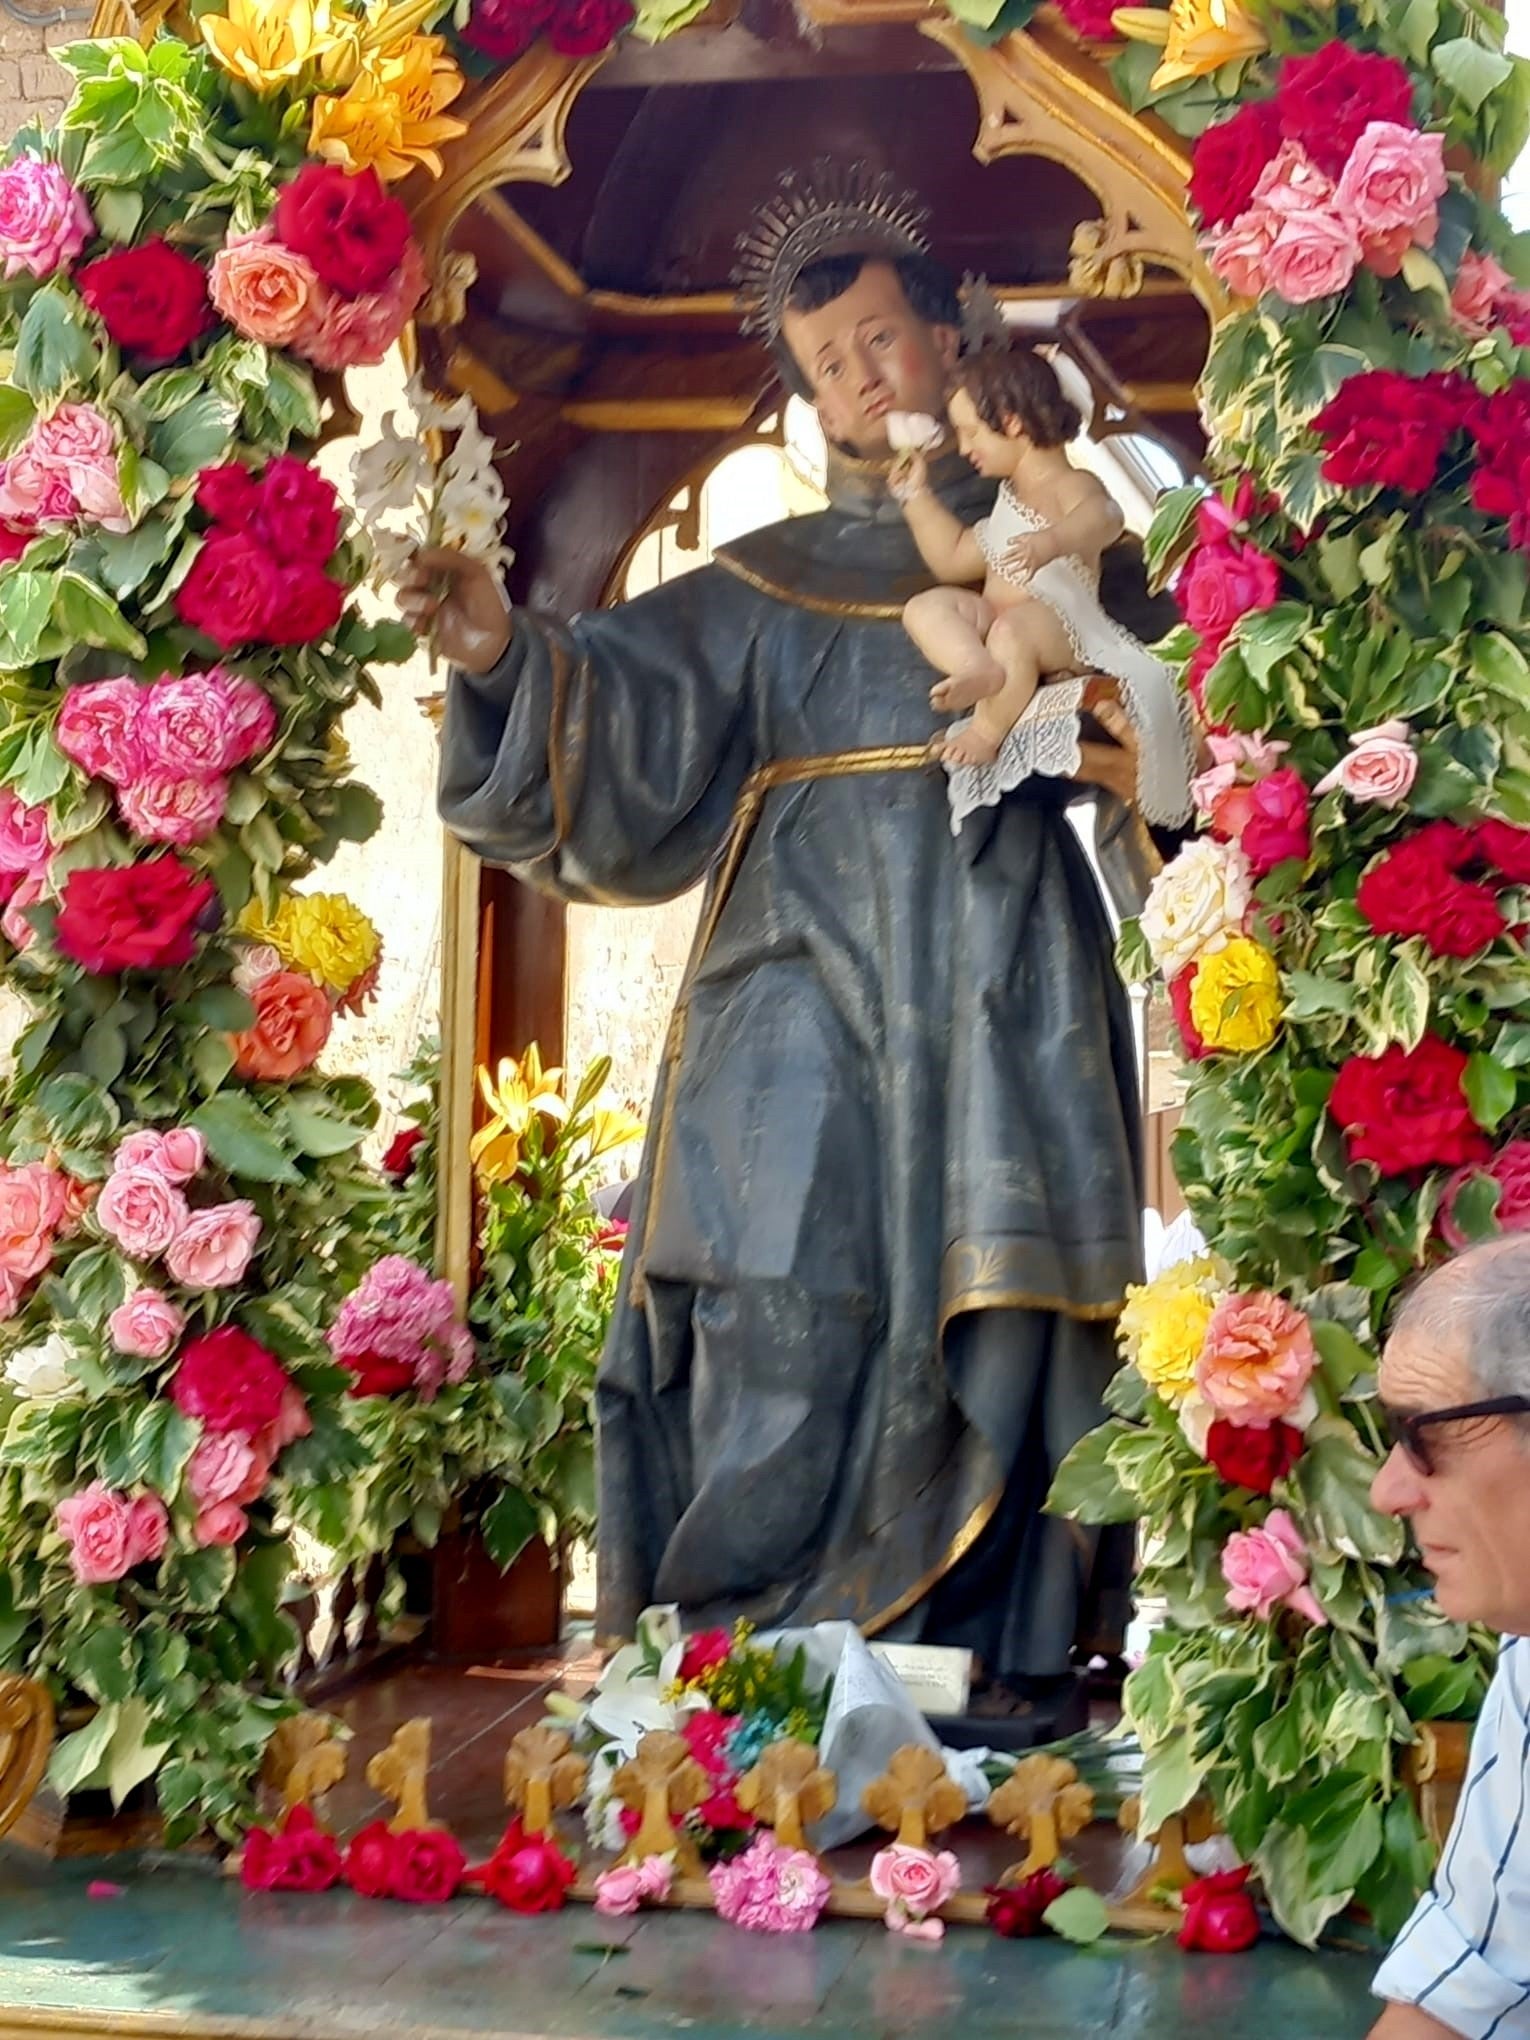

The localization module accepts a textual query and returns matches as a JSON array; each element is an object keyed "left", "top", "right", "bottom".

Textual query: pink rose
[
  {"left": 1197, "top": 1290, "right": 1316, "bottom": 1425},
  {"left": 1220, "top": 1508, "right": 1327, "bottom": 1626},
  {"left": 0, "top": 152, "right": 91, "bottom": 281},
  {"left": 0, "top": 789, "right": 50, "bottom": 875},
  {"left": 194, "top": 1499, "right": 248, "bottom": 1547},
  {"left": 224, "top": 675, "right": 276, "bottom": 761},
  {"left": 28, "top": 404, "right": 129, "bottom": 532},
  {"left": 56, "top": 1481, "right": 166, "bottom": 1584},
  {"left": 55, "top": 678, "right": 146, "bottom": 785},
  {"left": 1238, "top": 766, "right": 1311, "bottom": 877},
  {"left": 209, "top": 230, "right": 322, "bottom": 347},
  {"left": 164, "top": 1200, "right": 261, "bottom": 1289},
  {"left": 868, "top": 1843, "right": 961, "bottom": 1940},
  {"left": 233, "top": 943, "right": 282, "bottom": 994},
  {"left": 118, "top": 773, "right": 229, "bottom": 845},
  {"left": 1253, "top": 140, "right": 1338, "bottom": 219},
  {"left": 594, "top": 1862, "right": 661, "bottom": 1917},
  {"left": 1441, "top": 1139, "right": 1530, "bottom": 1249},
  {"left": 292, "top": 243, "right": 427, "bottom": 371},
  {"left": 0, "top": 1266, "right": 21, "bottom": 1320},
  {"left": 125, "top": 1494, "right": 169, "bottom": 1567},
  {"left": 1313, "top": 720, "right": 1418, "bottom": 808},
  {"left": 95, "top": 1166, "right": 189, "bottom": 1261},
  {"left": 1452, "top": 249, "right": 1511, "bottom": 333},
  {"left": 138, "top": 676, "right": 242, "bottom": 776},
  {"left": 1262, "top": 205, "right": 1361, "bottom": 305},
  {"left": 1335, "top": 122, "right": 1446, "bottom": 250},
  {"left": 0, "top": 1159, "right": 68, "bottom": 1279},
  {"left": 1, "top": 871, "right": 45, "bottom": 952},
  {"left": 108, "top": 1287, "right": 186, "bottom": 1359},
  {"left": 260, "top": 1382, "right": 312, "bottom": 1454},
  {"left": 1207, "top": 209, "right": 1279, "bottom": 300},
  {"left": 187, "top": 1430, "right": 259, "bottom": 1507},
  {"left": 116, "top": 1127, "right": 205, "bottom": 1185},
  {"left": 1178, "top": 538, "right": 1281, "bottom": 651}
]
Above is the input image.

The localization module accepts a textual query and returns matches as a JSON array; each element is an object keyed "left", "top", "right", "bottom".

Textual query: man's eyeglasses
[{"left": 1383, "top": 1396, "right": 1530, "bottom": 1476}]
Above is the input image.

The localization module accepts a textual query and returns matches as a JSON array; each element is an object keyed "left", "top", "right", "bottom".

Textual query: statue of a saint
[{"left": 405, "top": 166, "right": 1172, "bottom": 1719}]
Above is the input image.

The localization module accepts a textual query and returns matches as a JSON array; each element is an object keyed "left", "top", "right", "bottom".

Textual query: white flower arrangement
[{"left": 352, "top": 373, "right": 511, "bottom": 589}]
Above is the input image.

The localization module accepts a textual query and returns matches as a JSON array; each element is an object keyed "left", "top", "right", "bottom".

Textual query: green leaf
[
  {"left": 1144, "top": 484, "right": 1205, "bottom": 585},
  {"left": 52, "top": 572, "right": 147, "bottom": 659},
  {"left": 186, "top": 983, "right": 256, "bottom": 1031},
  {"left": 1398, "top": 0, "right": 1439, "bottom": 67},
  {"left": 190, "top": 1092, "right": 302, "bottom": 1185},
  {"left": 92, "top": 186, "right": 143, "bottom": 244},
  {"left": 481, "top": 1485, "right": 539, "bottom": 1570},
  {"left": 0, "top": 569, "right": 56, "bottom": 666},
  {"left": 14, "top": 283, "right": 100, "bottom": 400},
  {"left": 131, "top": 1402, "right": 199, "bottom": 1496},
  {"left": 92, "top": 515, "right": 180, "bottom": 601},
  {"left": 81, "top": 1016, "right": 127, "bottom": 1087},
  {"left": 1311, "top": 1319, "right": 1374, "bottom": 1396},
  {"left": 1432, "top": 35, "right": 1513, "bottom": 113},
  {"left": 1465, "top": 1053, "right": 1517, "bottom": 1131},
  {"left": 1042, "top": 1886, "right": 1110, "bottom": 1945},
  {"left": 332, "top": 782, "right": 383, "bottom": 846},
  {"left": 105, "top": 1696, "right": 171, "bottom": 1809},
  {"left": 279, "top": 1098, "right": 366, "bottom": 1159},
  {"left": 1291, "top": 1419, "right": 1403, "bottom": 1564},
  {"left": 1470, "top": 629, "right": 1530, "bottom": 707},
  {"left": 0, "top": 385, "right": 36, "bottom": 458},
  {"left": 1045, "top": 1421, "right": 1141, "bottom": 1524},
  {"left": 1252, "top": 1704, "right": 1308, "bottom": 1787},
  {"left": 362, "top": 618, "right": 417, "bottom": 666},
  {"left": 12, "top": 726, "right": 70, "bottom": 808},
  {"left": 1447, "top": 1168, "right": 1501, "bottom": 1243},
  {"left": 147, "top": 391, "right": 239, "bottom": 478},
  {"left": 1284, "top": 970, "right": 1355, "bottom": 1021},
  {"left": 1124, "top": 1652, "right": 1178, "bottom": 1744},
  {"left": 1378, "top": 951, "right": 1431, "bottom": 1050},
  {"left": 75, "top": 1624, "right": 137, "bottom": 1705},
  {"left": 1138, "top": 1730, "right": 1208, "bottom": 1836},
  {"left": 163, "top": 1543, "right": 236, "bottom": 1613},
  {"left": 48, "top": 1706, "right": 117, "bottom": 1798}
]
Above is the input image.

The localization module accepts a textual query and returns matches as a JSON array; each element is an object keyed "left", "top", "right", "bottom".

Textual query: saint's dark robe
[{"left": 439, "top": 452, "right": 1170, "bottom": 1677}]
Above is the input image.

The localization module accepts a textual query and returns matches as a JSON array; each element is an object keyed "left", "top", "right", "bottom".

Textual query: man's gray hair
[{"left": 1392, "top": 1234, "right": 1530, "bottom": 1403}]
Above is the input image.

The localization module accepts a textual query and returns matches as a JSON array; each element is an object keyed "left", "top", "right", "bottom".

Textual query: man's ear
[{"left": 935, "top": 323, "right": 961, "bottom": 372}]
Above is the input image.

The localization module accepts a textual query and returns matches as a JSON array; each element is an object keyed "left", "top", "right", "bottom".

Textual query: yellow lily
[
  {"left": 201, "top": 0, "right": 341, "bottom": 93},
  {"left": 470, "top": 1045, "right": 568, "bottom": 1181},
  {"left": 310, "top": 34, "right": 467, "bottom": 181},
  {"left": 585, "top": 1105, "right": 646, "bottom": 1163},
  {"left": 1148, "top": 0, "right": 1267, "bottom": 90}
]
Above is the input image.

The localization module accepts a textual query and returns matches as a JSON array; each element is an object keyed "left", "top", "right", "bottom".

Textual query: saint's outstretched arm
[{"left": 437, "top": 564, "right": 759, "bottom": 904}]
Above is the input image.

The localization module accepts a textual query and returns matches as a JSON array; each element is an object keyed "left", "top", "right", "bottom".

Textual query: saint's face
[{"left": 779, "top": 261, "right": 957, "bottom": 459}]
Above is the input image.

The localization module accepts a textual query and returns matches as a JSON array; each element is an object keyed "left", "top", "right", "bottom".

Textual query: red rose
[
  {"left": 1330, "top": 1034, "right": 1490, "bottom": 1176},
  {"left": 1467, "top": 386, "right": 1530, "bottom": 549},
  {"left": 343, "top": 1821, "right": 399, "bottom": 1899},
  {"left": 171, "top": 1326, "right": 291, "bottom": 1436},
  {"left": 680, "top": 1709, "right": 740, "bottom": 1777},
  {"left": 1276, "top": 42, "right": 1416, "bottom": 180},
  {"left": 382, "top": 1126, "right": 424, "bottom": 1180},
  {"left": 699, "top": 1788, "right": 754, "bottom": 1832},
  {"left": 264, "top": 563, "right": 344, "bottom": 647},
  {"left": 196, "top": 463, "right": 262, "bottom": 530},
  {"left": 473, "top": 1819, "right": 576, "bottom": 1913},
  {"left": 1184, "top": 639, "right": 1219, "bottom": 716},
  {"left": 176, "top": 532, "right": 280, "bottom": 648},
  {"left": 254, "top": 456, "right": 341, "bottom": 566},
  {"left": 241, "top": 1806, "right": 342, "bottom": 1894},
  {"left": 1177, "top": 537, "right": 1280, "bottom": 654},
  {"left": 1312, "top": 371, "right": 1469, "bottom": 495},
  {"left": 274, "top": 165, "right": 412, "bottom": 299},
  {"left": 0, "top": 523, "right": 31, "bottom": 565},
  {"left": 679, "top": 1628, "right": 733, "bottom": 1681},
  {"left": 1169, "top": 965, "right": 1210, "bottom": 1061},
  {"left": 390, "top": 1827, "right": 467, "bottom": 1904},
  {"left": 346, "top": 1352, "right": 417, "bottom": 1398},
  {"left": 547, "top": 0, "right": 631, "bottom": 53},
  {"left": 1358, "top": 829, "right": 1505, "bottom": 958},
  {"left": 56, "top": 855, "right": 215, "bottom": 974},
  {"left": 1477, "top": 819, "right": 1530, "bottom": 883},
  {"left": 1051, "top": 0, "right": 1119, "bottom": 34},
  {"left": 78, "top": 239, "right": 212, "bottom": 363},
  {"left": 1441, "top": 1140, "right": 1530, "bottom": 1246},
  {"left": 985, "top": 1868, "right": 1071, "bottom": 1938},
  {"left": 1190, "top": 101, "right": 1282, "bottom": 230},
  {"left": 1239, "top": 766, "right": 1310, "bottom": 878},
  {"left": 1205, "top": 1419, "right": 1304, "bottom": 1494},
  {"left": 461, "top": 0, "right": 552, "bottom": 58},
  {"left": 1178, "top": 1866, "right": 1261, "bottom": 1953}
]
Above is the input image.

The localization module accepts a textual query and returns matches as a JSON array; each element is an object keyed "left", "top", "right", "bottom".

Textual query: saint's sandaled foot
[{"left": 943, "top": 724, "right": 1002, "bottom": 768}]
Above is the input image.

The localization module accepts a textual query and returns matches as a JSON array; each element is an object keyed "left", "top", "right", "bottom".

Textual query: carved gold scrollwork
[{"left": 0, "top": 1674, "right": 54, "bottom": 1845}]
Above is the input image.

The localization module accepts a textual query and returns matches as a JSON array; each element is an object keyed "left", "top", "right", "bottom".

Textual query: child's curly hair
[{"left": 951, "top": 345, "right": 1081, "bottom": 450}]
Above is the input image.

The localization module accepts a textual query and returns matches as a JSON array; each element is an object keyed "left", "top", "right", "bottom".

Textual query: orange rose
[
  {"left": 231, "top": 969, "right": 332, "bottom": 1081},
  {"left": 209, "top": 229, "right": 322, "bottom": 347}
]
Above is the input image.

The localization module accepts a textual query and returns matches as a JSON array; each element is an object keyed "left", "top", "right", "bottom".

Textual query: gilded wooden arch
[{"left": 0, "top": 1674, "right": 54, "bottom": 1845}]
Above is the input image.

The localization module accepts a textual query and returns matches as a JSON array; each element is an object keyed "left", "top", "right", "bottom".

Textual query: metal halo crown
[{"left": 733, "top": 159, "right": 931, "bottom": 340}]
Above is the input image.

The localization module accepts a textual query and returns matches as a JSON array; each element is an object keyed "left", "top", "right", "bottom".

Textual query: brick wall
[{"left": 0, "top": 17, "right": 76, "bottom": 145}]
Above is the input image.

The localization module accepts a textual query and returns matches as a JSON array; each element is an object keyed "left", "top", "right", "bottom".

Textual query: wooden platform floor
[{"left": 0, "top": 1656, "right": 1386, "bottom": 2040}]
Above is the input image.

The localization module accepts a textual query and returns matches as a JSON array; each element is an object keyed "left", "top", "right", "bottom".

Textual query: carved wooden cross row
[
  {"left": 503, "top": 1724, "right": 588, "bottom": 1838},
  {"left": 261, "top": 1714, "right": 349, "bottom": 1813},
  {"left": 367, "top": 1718, "right": 433, "bottom": 1834},
  {"left": 988, "top": 1753, "right": 1094, "bottom": 1879},
  {"left": 736, "top": 1739, "right": 836, "bottom": 1855},
  {"left": 861, "top": 1745, "right": 965, "bottom": 1851},
  {"left": 611, "top": 1730, "right": 709, "bottom": 1878}
]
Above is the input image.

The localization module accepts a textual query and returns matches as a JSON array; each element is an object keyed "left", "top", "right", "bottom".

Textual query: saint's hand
[
  {"left": 397, "top": 547, "right": 512, "bottom": 675},
  {"left": 1074, "top": 690, "right": 1139, "bottom": 806},
  {"left": 1002, "top": 527, "right": 1061, "bottom": 579}
]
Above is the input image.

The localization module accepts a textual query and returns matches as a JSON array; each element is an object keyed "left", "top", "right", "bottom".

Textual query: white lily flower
[
  {"left": 404, "top": 370, "right": 474, "bottom": 437},
  {"left": 352, "top": 412, "right": 433, "bottom": 520},
  {"left": 5, "top": 1334, "right": 76, "bottom": 1402}
]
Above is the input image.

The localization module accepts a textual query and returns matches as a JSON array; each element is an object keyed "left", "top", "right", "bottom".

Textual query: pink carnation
[
  {"left": 0, "top": 1158, "right": 69, "bottom": 1279},
  {"left": 108, "top": 1287, "right": 186, "bottom": 1359},
  {"left": 95, "top": 1166, "right": 189, "bottom": 1262},
  {"left": 56, "top": 1481, "right": 167, "bottom": 1585},
  {"left": 116, "top": 1127, "right": 205, "bottom": 1185},
  {"left": 0, "top": 152, "right": 91, "bottom": 281},
  {"left": 55, "top": 678, "right": 146, "bottom": 786},
  {"left": 118, "top": 772, "right": 229, "bottom": 845},
  {"left": 291, "top": 243, "right": 427, "bottom": 372},
  {"left": 1221, "top": 1507, "right": 1326, "bottom": 1626},
  {"left": 0, "top": 789, "right": 50, "bottom": 876},
  {"left": 709, "top": 1833, "right": 832, "bottom": 1934},
  {"left": 164, "top": 1201, "right": 261, "bottom": 1289},
  {"left": 867, "top": 1843, "right": 960, "bottom": 1942},
  {"left": 1197, "top": 1290, "right": 1316, "bottom": 1426}
]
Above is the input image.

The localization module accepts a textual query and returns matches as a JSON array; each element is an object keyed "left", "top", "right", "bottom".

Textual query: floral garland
[{"left": 1051, "top": 2, "right": 1529, "bottom": 1950}]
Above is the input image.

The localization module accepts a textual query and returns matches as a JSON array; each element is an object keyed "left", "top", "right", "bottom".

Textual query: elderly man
[{"left": 1369, "top": 1234, "right": 1530, "bottom": 2038}]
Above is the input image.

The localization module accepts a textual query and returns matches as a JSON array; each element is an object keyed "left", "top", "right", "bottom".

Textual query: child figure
[{"left": 892, "top": 344, "right": 1192, "bottom": 833}]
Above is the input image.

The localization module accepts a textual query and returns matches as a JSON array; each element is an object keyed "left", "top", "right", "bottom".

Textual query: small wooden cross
[
  {"left": 1118, "top": 1792, "right": 1219, "bottom": 1902},
  {"left": 261, "top": 1715, "right": 348, "bottom": 1814},
  {"left": 503, "top": 1724, "right": 588, "bottom": 1839},
  {"left": 861, "top": 1745, "right": 966, "bottom": 1850},
  {"left": 611, "top": 1730, "right": 709, "bottom": 1877},
  {"left": 736, "top": 1739, "right": 837, "bottom": 1855},
  {"left": 367, "top": 1718, "right": 433, "bottom": 1834},
  {"left": 988, "top": 1753, "right": 1095, "bottom": 1879}
]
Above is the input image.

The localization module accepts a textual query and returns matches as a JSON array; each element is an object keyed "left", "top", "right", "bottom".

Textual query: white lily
[
  {"left": 405, "top": 369, "right": 474, "bottom": 437},
  {"left": 353, "top": 410, "right": 433, "bottom": 521},
  {"left": 4, "top": 1334, "right": 76, "bottom": 1402}
]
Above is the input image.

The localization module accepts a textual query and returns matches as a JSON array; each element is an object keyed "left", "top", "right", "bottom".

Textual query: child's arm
[
  {"left": 1004, "top": 471, "right": 1125, "bottom": 577},
  {"left": 891, "top": 452, "right": 987, "bottom": 584}
]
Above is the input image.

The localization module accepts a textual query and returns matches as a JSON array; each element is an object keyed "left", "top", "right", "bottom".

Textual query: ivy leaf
[
  {"left": 1470, "top": 629, "right": 1530, "bottom": 708},
  {"left": 105, "top": 1696, "right": 171, "bottom": 1809},
  {"left": 1046, "top": 1421, "right": 1142, "bottom": 1524},
  {"left": 74, "top": 1624, "right": 138, "bottom": 1706},
  {"left": 1447, "top": 1168, "right": 1501, "bottom": 1243},
  {"left": 1042, "top": 1886, "right": 1110, "bottom": 1945},
  {"left": 1144, "top": 484, "right": 1204, "bottom": 585},
  {"left": 48, "top": 1705, "right": 117, "bottom": 1798},
  {"left": 0, "top": 385, "right": 36, "bottom": 457},
  {"left": 91, "top": 516, "right": 181, "bottom": 601},
  {"left": 190, "top": 1092, "right": 302, "bottom": 1184},
  {"left": 1378, "top": 951, "right": 1430, "bottom": 1051},
  {"left": 1290, "top": 1420, "right": 1403, "bottom": 1564},
  {"left": 1431, "top": 35, "right": 1513, "bottom": 114},
  {"left": 278, "top": 1099, "right": 366, "bottom": 1159},
  {"left": 1464, "top": 1052, "right": 1517, "bottom": 1131},
  {"left": 1310, "top": 1319, "right": 1374, "bottom": 1396}
]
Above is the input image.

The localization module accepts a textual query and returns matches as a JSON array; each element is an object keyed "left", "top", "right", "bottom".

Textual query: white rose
[
  {"left": 1140, "top": 838, "right": 1253, "bottom": 980},
  {"left": 1178, "top": 1389, "right": 1214, "bottom": 1458},
  {"left": 886, "top": 411, "right": 944, "bottom": 453},
  {"left": 4, "top": 1333, "right": 76, "bottom": 1402}
]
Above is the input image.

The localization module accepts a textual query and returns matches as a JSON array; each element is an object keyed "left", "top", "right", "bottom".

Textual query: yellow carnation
[
  {"left": 1189, "top": 936, "right": 1281, "bottom": 1055},
  {"left": 270, "top": 892, "right": 381, "bottom": 996},
  {"left": 1119, "top": 1258, "right": 1220, "bottom": 1405}
]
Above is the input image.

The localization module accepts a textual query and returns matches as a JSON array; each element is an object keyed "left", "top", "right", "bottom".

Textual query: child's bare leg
[
  {"left": 943, "top": 601, "right": 1071, "bottom": 770},
  {"left": 902, "top": 588, "right": 1003, "bottom": 712}
]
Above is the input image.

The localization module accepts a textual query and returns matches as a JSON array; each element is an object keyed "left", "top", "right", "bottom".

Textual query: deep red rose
[
  {"left": 274, "top": 164, "right": 412, "bottom": 299},
  {"left": 177, "top": 531, "right": 280, "bottom": 648},
  {"left": 1184, "top": 638, "right": 1219, "bottom": 716},
  {"left": 1169, "top": 965, "right": 1210, "bottom": 1061},
  {"left": 473, "top": 1819, "right": 576, "bottom": 1913},
  {"left": 343, "top": 1821, "right": 399, "bottom": 1899},
  {"left": 1205, "top": 1419, "right": 1304, "bottom": 1494},
  {"left": 985, "top": 1868, "right": 1071, "bottom": 1938},
  {"left": 547, "top": 0, "right": 631, "bottom": 53},
  {"left": 241, "top": 1806, "right": 342, "bottom": 1894},
  {"left": 56, "top": 855, "right": 215, "bottom": 974},
  {"left": 346, "top": 1352, "right": 417, "bottom": 1398},
  {"left": 1358, "top": 830, "right": 1505, "bottom": 957},
  {"left": 254, "top": 456, "right": 341, "bottom": 566},
  {"left": 1276, "top": 42, "right": 1416, "bottom": 180},
  {"left": 1476, "top": 819, "right": 1530, "bottom": 883},
  {"left": 1313, "top": 371, "right": 1470, "bottom": 496},
  {"left": 0, "top": 523, "right": 31, "bottom": 565},
  {"left": 1466, "top": 386, "right": 1530, "bottom": 547},
  {"left": 382, "top": 1125, "right": 424, "bottom": 1180},
  {"left": 461, "top": 0, "right": 552, "bottom": 58},
  {"left": 1177, "top": 537, "right": 1280, "bottom": 654},
  {"left": 171, "top": 1327, "right": 291, "bottom": 1437},
  {"left": 196, "top": 462, "right": 262, "bottom": 530},
  {"left": 1190, "top": 100, "right": 1283, "bottom": 230},
  {"left": 1051, "top": 0, "right": 1119, "bottom": 37},
  {"left": 78, "top": 239, "right": 212, "bottom": 363},
  {"left": 264, "top": 563, "right": 344, "bottom": 647},
  {"left": 1239, "top": 766, "right": 1310, "bottom": 878},
  {"left": 1178, "top": 1866, "right": 1261, "bottom": 1954},
  {"left": 1330, "top": 1034, "right": 1491, "bottom": 1176},
  {"left": 390, "top": 1827, "right": 467, "bottom": 1904},
  {"left": 679, "top": 1628, "right": 733, "bottom": 1681}
]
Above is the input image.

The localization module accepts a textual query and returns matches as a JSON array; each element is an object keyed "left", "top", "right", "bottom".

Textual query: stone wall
[{"left": 0, "top": 17, "right": 71, "bottom": 145}]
